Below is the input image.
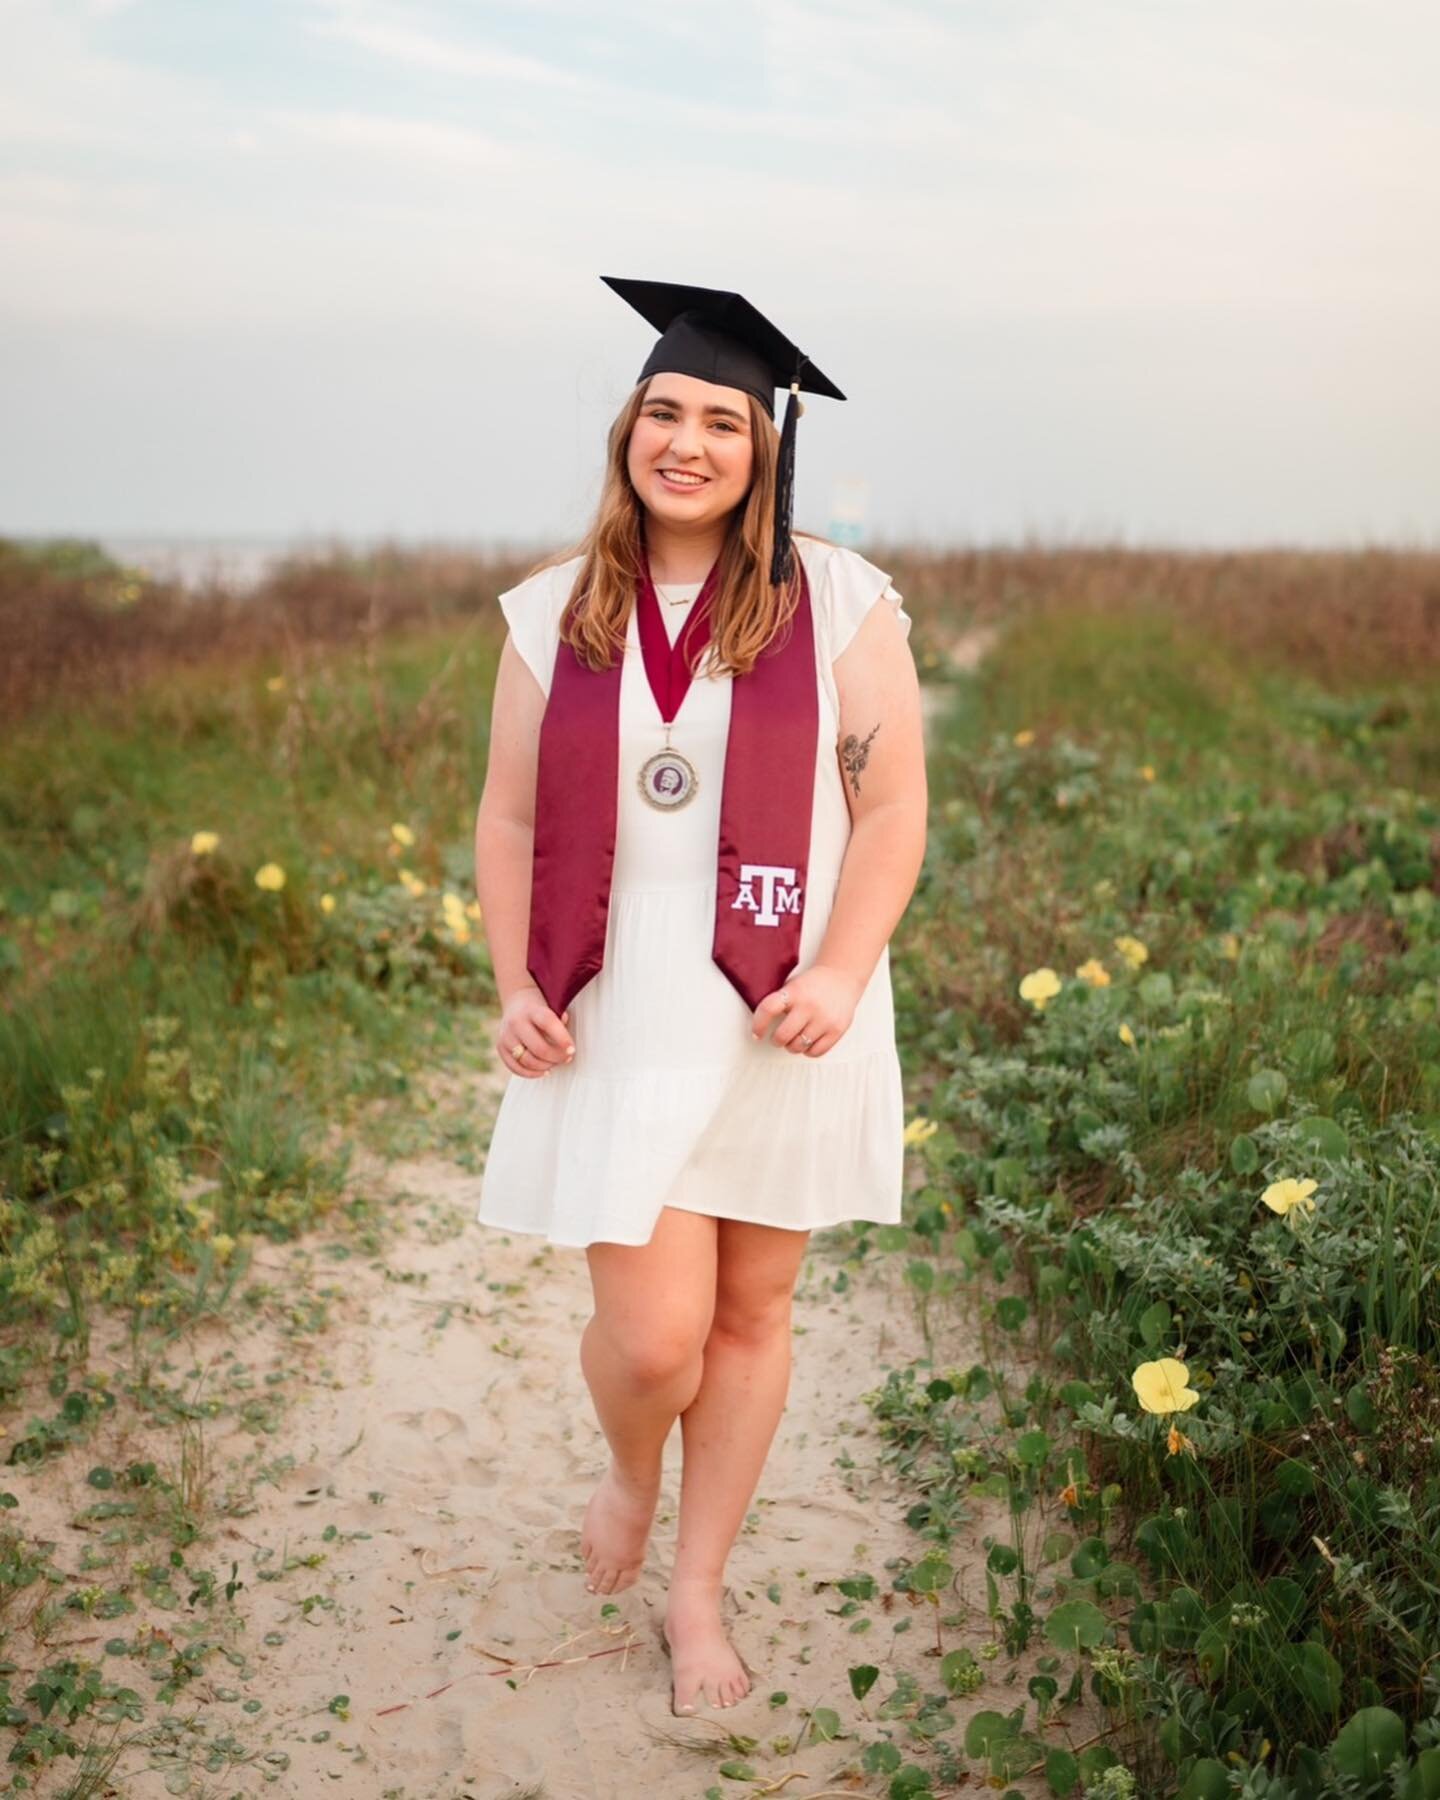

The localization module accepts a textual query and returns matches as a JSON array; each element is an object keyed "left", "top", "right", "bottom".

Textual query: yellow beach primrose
[
  {"left": 1118, "top": 1022, "right": 1137, "bottom": 1048},
  {"left": 1113, "top": 934, "right": 1149, "bottom": 970},
  {"left": 398, "top": 868, "right": 428, "bottom": 897},
  {"left": 903, "top": 1116, "right": 939, "bottom": 1147},
  {"left": 265, "top": 675, "right": 285, "bottom": 693},
  {"left": 1261, "top": 1177, "right": 1319, "bottom": 1219},
  {"left": 1013, "top": 728, "right": 1036, "bottom": 747},
  {"left": 1019, "top": 967, "right": 1062, "bottom": 1010},
  {"left": 190, "top": 830, "right": 220, "bottom": 856},
  {"left": 1220, "top": 933, "right": 1241, "bottom": 960},
  {"left": 465, "top": 900, "right": 482, "bottom": 922},
  {"left": 1140, "top": 765, "right": 1156, "bottom": 782},
  {"left": 1131, "top": 1357, "right": 1200, "bottom": 1415},
  {"left": 254, "top": 863, "right": 286, "bottom": 892},
  {"left": 319, "top": 893, "right": 337, "bottom": 915},
  {"left": 1075, "top": 958, "right": 1111, "bottom": 988},
  {"left": 390, "top": 822, "right": 416, "bottom": 847}
]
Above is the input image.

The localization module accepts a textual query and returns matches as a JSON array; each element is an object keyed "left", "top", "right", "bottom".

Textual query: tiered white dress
[{"left": 476, "top": 534, "right": 913, "bottom": 1248}]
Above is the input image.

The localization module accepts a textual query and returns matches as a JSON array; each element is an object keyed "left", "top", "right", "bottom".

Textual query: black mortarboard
[{"left": 601, "top": 276, "right": 844, "bottom": 586}]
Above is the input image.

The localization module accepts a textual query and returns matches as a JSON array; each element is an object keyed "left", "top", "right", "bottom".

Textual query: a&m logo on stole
[{"left": 730, "top": 864, "right": 803, "bottom": 929}]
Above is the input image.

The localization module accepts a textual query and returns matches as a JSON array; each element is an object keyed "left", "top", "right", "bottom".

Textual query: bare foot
[
  {"left": 663, "top": 1576, "right": 751, "bottom": 1713},
  {"left": 580, "top": 1463, "right": 659, "bottom": 1594}
]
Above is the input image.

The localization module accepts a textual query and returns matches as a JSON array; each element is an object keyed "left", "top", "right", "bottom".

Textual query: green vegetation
[
  {"left": 3, "top": 540, "right": 1438, "bottom": 1794},
  {"left": 868, "top": 598, "right": 1440, "bottom": 1796}
]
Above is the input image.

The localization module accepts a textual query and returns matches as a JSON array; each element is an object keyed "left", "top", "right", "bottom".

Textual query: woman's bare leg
[
  {"left": 665, "top": 1218, "right": 811, "bottom": 1712},
  {"left": 578, "top": 1208, "right": 717, "bottom": 1594}
]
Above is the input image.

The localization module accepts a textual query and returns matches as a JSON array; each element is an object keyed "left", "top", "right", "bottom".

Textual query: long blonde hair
[{"left": 522, "top": 381, "right": 819, "bottom": 679}]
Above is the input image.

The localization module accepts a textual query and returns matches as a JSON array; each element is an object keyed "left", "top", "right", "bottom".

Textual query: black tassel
[{"left": 769, "top": 360, "right": 806, "bottom": 589}]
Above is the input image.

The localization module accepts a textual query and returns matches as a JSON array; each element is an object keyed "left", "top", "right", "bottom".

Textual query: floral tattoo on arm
[{"left": 839, "top": 722, "right": 881, "bottom": 797}]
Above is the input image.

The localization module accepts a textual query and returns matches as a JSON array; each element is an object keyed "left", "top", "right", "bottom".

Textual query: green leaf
[
  {"left": 964, "top": 1710, "right": 1015, "bottom": 1756},
  {"left": 1138, "top": 1300, "right": 1171, "bottom": 1347},
  {"left": 889, "top": 1766, "right": 935, "bottom": 1799},
  {"left": 1405, "top": 1747, "right": 1440, "bottom": 1799},
  {"left": 1058, "top": 1380, "right": 1097, "bottom": 1410},
  {"left": 809, "top": 1707, "right": 841, "bottom": 1742},
  {"left": 987, "top": 1544, "right": 1020, "bottom": 1576},
  {"left": 1178, "top": 1759, "right": 1231, "bottom": 1800},
  {"left": 875, "top": 1225, "right": 910, "bottom": 1253},
  {"left": 995, "top": 1296, "right": 1028, "bottom": 1331},
  {"left": 849, "top": 1664, "right": 879, "bottom": 1701},
  {"left": 1045, "top": 1601, "right": 1108, "bottom": 1654},
  {"left": 907, "top": 1556, "right": 953, "bottom": 1594},
  {"left": 1229, "top": 1133, "right": 1260, "bottom": 1174},
  {"left": 1288, "top": 1640, "right": 1341, "bottom": 1711},
  {"left": 717, "top": 1760, "right": 757, "bottom": 1780},
  {"left": 1346, "top": 1387, "right": 1379, "bottom": 1432},
  {"left": 863, "top": 1741, "right": 902, "bottom": 1775},
  {"left": 1070, "top": 1537, "right": 1110, "bottom": 1579},
  {"left": 1332, "top": 1708, "right": 1406, "bottom": 1782},
  {"left": 1138, "top": 971, "right": 1174, "bottom": 1008},
  {"left": 1295, "top": 1114, "right": 1349, "bottom": 1160},
  {"left": 1014, "top": 1430, "right": 1052, "bottom": 1467},
  {"left": 1247, "top": 1068, "right": 1288, "bottom": 1113},
  {"left": 1273, "top": 1458, "right": 1315, "bottom": 1497},
  {"left": 1045, "top": 1748, "right": 1080, "bottom": 1795},
  {"left": 905, "top": 1259, "right": 935, "bottom": 1293}
]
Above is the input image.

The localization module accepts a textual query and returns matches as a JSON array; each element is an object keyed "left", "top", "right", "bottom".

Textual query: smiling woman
[{"left": 471, "top": 277, "right": 926, "bottom": 1718}]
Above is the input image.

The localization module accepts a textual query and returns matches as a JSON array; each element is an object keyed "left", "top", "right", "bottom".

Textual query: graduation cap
[{"left": 601, "top": 277, "right": 844, "bottom": 587}]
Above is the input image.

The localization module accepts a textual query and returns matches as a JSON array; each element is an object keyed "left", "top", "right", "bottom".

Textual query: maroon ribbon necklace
[{"left": 526, "top": 548, "right": 818, "bottom": 1019}]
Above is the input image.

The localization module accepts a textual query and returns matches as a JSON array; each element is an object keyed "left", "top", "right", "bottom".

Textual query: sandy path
[
  {"left": 152, "top": 1086, "right": 935, "bottom": 1800},
  {"left": 50, "top": 643, "right": 1035, "bottom": 1800}
]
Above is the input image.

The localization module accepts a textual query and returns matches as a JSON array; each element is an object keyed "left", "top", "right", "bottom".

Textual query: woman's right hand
[{"left": 497, "top": 983, "right": 575, "bottom": 1079}]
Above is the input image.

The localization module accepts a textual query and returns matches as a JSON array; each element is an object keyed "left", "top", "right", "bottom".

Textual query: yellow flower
[
  {"left": 1013, "top": 728, "right": 1036, "bottom": 747},
  {"left": 1140, "top": 765, "right": 1156, "bottom": 782},
  {"left": 1058, "top": 1481, "right": 1080, "bottom": 1508},
  {"left": 903, "top": 1116, "right": 939, "bottom": 1146},
  {"left": 441, "top": 890, "right": 468, "bottom": 919},
  {"left": 1220, "top": 932, "right": 1241, "bottom": 960},
  {"left": 319, "top": 893, "right": 337, "bottom": 915},
  {"left": 465, "top": 900, "right": 482, "bottom": 922},
  {"left": 1166, "top": 1424, "right": 1196, "bottom": 1457},
  {"left": 1118, "top": 1022, "right": 1137, "bottom": 1048},
  {"left": 1113, "top": 934, "right": 1149, "bottom": 970},
  {"left": 1261, "top": 1176, "right": 1319, "bottom": 1219},
  {"left": 254, "top": 863, "right": 286, "bottom": 892},
  {"left": 1075, "top": 958, "right": 1111, "bottom": 988},
  {"left": 265, "top": 675, "right": 285, "bottom": 692},
  {"left": 190, "top": 830, "right": 220, "bottom": 856},
  {"left": 390, "top": 822, "right": 416, "bottom": 847},
  {"left": 211, "top": 1234, "right": 236, "bottom": 1263},
  {"left": 1019, "top": 967, "right": 1062, "bottom": 1010},
  {"left": 1131, "top": 1357, "right": 1200, "bottom": 1415}
]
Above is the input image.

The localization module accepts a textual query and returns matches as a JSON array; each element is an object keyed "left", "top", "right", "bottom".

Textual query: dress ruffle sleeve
[
  {"left": 497, "top": 561, "right": 578, "bottom": 698},
  {"left": 821, "top": 544, "right": 913, "bottom": 662}
]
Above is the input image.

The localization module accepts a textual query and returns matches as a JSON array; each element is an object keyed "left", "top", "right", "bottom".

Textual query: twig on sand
[{"left": 374, "top": 1627, "right": 642, "bottom": 1716}]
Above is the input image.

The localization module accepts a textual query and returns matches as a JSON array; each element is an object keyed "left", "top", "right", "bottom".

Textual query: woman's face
[{"left": 627, "top": 372, "right": 756, "bottom": 529}]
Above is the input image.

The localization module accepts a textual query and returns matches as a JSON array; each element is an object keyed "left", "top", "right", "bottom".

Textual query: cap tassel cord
[{"left": 769, "top": 361, "right": 807, "bottom": 589}]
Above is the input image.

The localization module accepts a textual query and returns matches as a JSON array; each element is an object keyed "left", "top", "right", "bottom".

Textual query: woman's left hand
[{"left": 752, "top": 963, "right": 865, "bottom": 1057}]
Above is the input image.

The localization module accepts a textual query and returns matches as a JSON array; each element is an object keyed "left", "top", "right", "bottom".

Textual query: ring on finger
[
  {"left": 799, "top": 1032, "right": 813, "bottom": 1048},
  {"left": 513, "top": 1042, "right": 528, "bottom": 1061}
]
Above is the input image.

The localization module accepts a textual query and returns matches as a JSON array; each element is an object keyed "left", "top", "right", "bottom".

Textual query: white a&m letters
[{"left": 730, "top": 864, "right": 803, "bottom": 929}]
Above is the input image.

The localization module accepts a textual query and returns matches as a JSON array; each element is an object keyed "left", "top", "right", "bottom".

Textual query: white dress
[{"left": 476, "top": 534, "right": 913, "bottom": 1248}]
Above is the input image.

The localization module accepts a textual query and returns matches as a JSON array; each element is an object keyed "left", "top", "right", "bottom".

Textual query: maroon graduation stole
[{"left": 526, "top": 550, "right": 817, "bottom": 1019}]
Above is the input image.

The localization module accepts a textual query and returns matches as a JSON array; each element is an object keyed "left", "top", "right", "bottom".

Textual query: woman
[{"left": 474, "top": 279, "right": 926, "bottom": 1716}]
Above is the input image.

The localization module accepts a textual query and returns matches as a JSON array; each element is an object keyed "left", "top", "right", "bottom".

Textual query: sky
[{"left": 2, "top": 0, "right": 1438, "bottom": 550}]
